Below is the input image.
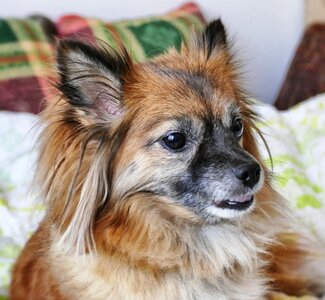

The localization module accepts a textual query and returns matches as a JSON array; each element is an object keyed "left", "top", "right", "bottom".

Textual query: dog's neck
[
  {"left": 49, "top": 221, "right": 269, "bottom": 300},
  {"left": 90, "top": 188, "right": 282, "bottom": 282},
  {"left": 48, "top": 186, "right": 284, "bottom": 299}
]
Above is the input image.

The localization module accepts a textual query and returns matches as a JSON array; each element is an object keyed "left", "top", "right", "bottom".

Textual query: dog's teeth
[{"left": 227, "top": 201, "right": 237, "bottom": 205}]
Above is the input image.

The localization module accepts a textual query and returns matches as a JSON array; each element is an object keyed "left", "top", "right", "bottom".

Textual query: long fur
[{"left": 10, "top": 20, "right": 324, "bottom": 300}]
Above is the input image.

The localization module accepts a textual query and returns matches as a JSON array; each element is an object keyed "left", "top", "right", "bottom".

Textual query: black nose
[{"left": 232, "top": 163, "right": 261, "bottom": 189}]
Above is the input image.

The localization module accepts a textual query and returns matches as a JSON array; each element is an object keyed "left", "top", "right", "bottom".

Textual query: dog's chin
[{"left": 202, "top": 194, "right": 256, "bottom": 223}]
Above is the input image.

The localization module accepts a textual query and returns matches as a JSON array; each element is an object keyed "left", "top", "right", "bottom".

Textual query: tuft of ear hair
[
  {"left": 198, "top": 19, "right": 228, "bottom": 58},
  {"left": 56, "top": 39, "right": 132, "bottom": 122}
]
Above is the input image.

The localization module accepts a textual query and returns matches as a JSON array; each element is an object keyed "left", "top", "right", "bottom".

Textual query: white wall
[{"left": 1, "top": 0, "right": 305, "bottom": 104}]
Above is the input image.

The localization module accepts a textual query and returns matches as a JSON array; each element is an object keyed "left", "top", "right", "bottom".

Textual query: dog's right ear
[
  {"left": 56, "top": 39, "right": 132, "bottom": 123},
  {"left": 192, "top": 19, "right": 228, "bottom": 59}
]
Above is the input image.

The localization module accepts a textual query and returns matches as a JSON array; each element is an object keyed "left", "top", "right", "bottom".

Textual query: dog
[{"left": 10, "top": 19, "right": 324, "bottom": 300}]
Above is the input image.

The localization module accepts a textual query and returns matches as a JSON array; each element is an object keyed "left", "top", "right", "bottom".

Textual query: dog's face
[
  {"left": 43, "top": 20, "right": 267, "bottom": 252},
  {"left": 109, "top": 69, "right": 264, "bottom": 223}
]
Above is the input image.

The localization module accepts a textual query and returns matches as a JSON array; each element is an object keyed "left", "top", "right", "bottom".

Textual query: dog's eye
[
  {"left": 162, "top": 132, "right": 186, "bottom": 150},
  {"left": 231, "top": 117, "right": 244, "bottom": 138}
]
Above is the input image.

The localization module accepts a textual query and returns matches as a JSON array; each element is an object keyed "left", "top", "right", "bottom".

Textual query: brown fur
[
  {"left": 267, "top": 233, "right": 325, "bottom": 297},
  {"left": 10, "top": 21, "right": 324, "bottom": 299},
  {"left": 10, "top": 222, "right": 67, "bottom": 300}
]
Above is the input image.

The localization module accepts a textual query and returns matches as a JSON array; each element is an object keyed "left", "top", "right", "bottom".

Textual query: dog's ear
[
  {"left": 56, "top": 39, "right": 132, "bottom": 122},
  {"left": 196, "top": 19, "right": 228, "bottom": 58}
]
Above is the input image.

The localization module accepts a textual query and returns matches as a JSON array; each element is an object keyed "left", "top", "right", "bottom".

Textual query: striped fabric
[
  {"left": 0, "top": 18, "right": 54, "bottom": 113},
  {"left": 56, "top": 2, "right": 205, "bottom": 63},
  {"left": 0, "top": 3, "right": 205, "bottom": 114}
]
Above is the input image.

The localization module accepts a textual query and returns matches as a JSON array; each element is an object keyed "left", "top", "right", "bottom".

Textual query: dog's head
[{"left": 39, "top": 20, "right": 271, "bottom": 253}]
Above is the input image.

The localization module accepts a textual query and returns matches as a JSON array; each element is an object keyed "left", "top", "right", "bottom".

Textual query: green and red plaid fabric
[
  {"left": 56, "top": 2, "right": 205, "bottom": 62},
  {"left": 0, "top": 3, "right": 205, "bottom": 114},
  {"left": 0, "top": 18, "right": 55, "bottom": 113}
]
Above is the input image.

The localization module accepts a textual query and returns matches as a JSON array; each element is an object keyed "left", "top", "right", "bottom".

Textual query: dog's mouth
[{"left": 213, "top": 194, "right": 254, "bottom": 211}]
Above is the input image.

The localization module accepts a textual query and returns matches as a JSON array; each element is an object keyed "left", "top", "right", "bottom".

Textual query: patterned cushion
[
  {"left": 56, "top": 2, "right": 205, "bottom": 62},
  {"left": 0, "top": 112, "right": 41, "bottom": 298},
  {"left": 0, "top": 18, "right": 55, "bottom": 114},
  {"left": 0, "top": 4, "right": 205, "bottom": 115},
  {"left": 256, "top": 94, "right": 325, "bottom": 245}
]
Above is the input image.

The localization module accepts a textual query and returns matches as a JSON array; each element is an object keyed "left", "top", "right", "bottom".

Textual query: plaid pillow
[
  {"left": 56, "top": 2, "right": 206, "bottom": 62},
  {"left": 0, "top": 17, "right": 55, "bottom": 114}
]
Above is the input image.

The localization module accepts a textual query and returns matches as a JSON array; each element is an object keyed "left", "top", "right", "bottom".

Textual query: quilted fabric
[
  {"left": 0, "top": 112, "right": 41, "bottom": 297},
  {"left": 0, "top": 18, "right": 55, "bottom": 114},
  {"left": 56, "top": 2, "right": 205, "bottom": 62},
  {"left": 0, "top": 3, "right": 205, "bottom": 115},
  {"left": 256, "top": 94, "right": 325, "bottom": 245}
]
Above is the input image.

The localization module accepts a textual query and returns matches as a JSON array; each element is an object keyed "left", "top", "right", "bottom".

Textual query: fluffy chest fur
[{"left": 49, "top": 225, "right": 268, "bottom": 300}]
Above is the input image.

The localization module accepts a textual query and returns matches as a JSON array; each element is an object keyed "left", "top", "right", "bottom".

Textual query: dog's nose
[{"left": 232, "top": 163, "right": 261, "bottom": 189}]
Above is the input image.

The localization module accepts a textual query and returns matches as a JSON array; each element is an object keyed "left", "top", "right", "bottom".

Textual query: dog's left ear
[
  {"left": 196, "top": 19, "right": 228, "bottom": 58},
  {"left": 56, "top": 39, "right": 132, "bottom": 123}
]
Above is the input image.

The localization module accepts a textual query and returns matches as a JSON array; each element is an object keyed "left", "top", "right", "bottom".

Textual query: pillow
[
  {"left": 56, "top": 2, "right": 206, "bottom": 62},
  {"left": 275, "top": 24, "right": 325, "bottom": 110},
  {"left": 0, "top": 111, "right": 41, "bottom": 298},
  {"left": 256, "top": 93, "right": 325, "bottom": 247},
  {"left": 0, "top": 17, "right": 55, "bottom": 114}
]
